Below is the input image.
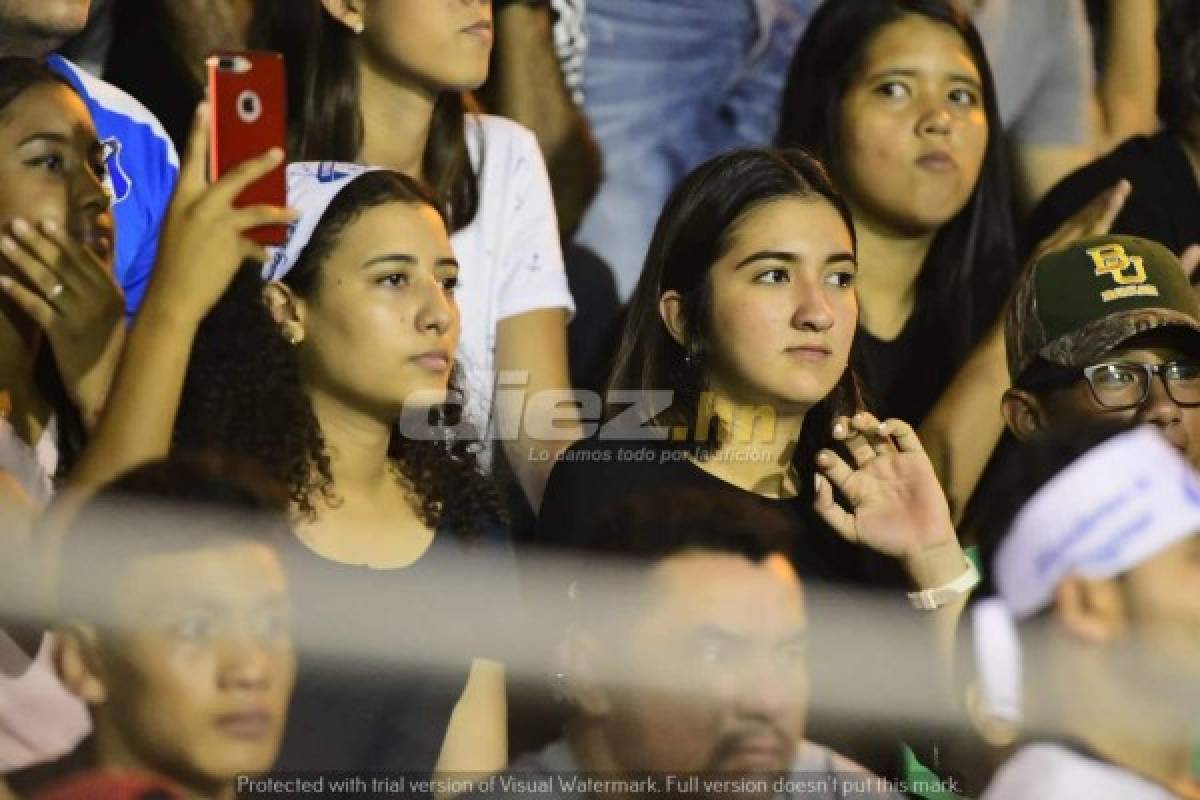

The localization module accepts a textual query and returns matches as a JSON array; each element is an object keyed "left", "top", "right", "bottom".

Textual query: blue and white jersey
[{"left": 47, "top": 55, "right": 179, "bottom": 318}]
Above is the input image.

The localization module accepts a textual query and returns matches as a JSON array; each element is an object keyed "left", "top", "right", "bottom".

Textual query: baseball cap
[
  {"left": 262, "top": 161, "right": 381, "bottom": 282},
  {"left": 1006, "top": 235, "right": 1200, "bottom": 382}
]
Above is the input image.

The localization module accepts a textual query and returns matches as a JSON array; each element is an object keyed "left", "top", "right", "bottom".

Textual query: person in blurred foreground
[
  {"left": 487, "top": 489, "right": 905, "bottom": 800},
  {"left": 5, "top": 457, "right": 296, "bottom": 800},
  {"left": 972, "top": 426, "right": 1200, "bottom": 799}
]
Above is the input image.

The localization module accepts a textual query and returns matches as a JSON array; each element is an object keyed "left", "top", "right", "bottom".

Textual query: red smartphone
[{"left": 207, "top": 50, "right": 287, "bottom": 246}]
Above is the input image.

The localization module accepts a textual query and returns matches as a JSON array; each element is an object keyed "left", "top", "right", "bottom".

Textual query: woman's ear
[
  {"left": 658, "top": 291, "right": 688, "bottom": 349},
  {"left": 55, "top": 624, "right": 108, "bottom": 706},
  {"left": 1001, "top": 389, "right": 1049, "bottom": 442},
  {"left": 318, "top": 0, "right": 366, "bottom": 34},
  {"left": 262, "top": 282, "right": 307, "bottom": 346},
  {"left": 1053, "top": 576, "right": 1127, "bottom": 645}
]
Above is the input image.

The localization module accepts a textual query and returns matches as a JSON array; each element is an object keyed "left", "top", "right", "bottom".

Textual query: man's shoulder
[{"left": 46, "top": 55, "right": 178, "bottom": 170}]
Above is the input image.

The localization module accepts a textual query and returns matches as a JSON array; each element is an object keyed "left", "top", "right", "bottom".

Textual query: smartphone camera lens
[{"left": 236, "top": 90, "right": 263, "bottom": 124}]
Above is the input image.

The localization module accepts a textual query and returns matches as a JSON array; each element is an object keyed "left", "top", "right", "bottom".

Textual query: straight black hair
[
  {"left": 0, "top": 57, "right": 87, "bottom": 475},
  {"left": 607, "top": 148, "right": 864, "bottom": 505},
  {"left": 778, "top": 0, "right": 1018, "bottom": 367},
  {"left": 1158, "top": 0, "right": 1200, "bottom": 134},
  {"left": 248, "top": 1, "right": 481, "bottom": 232}
]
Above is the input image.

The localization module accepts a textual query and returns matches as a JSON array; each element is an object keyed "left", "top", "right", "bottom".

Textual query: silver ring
[{"left": 48, "top": 283, "right": 63, "bottom": 299}]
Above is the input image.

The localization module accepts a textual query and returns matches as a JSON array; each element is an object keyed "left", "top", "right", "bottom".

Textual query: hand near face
[
  {"left": 0, "top": 217, "right": 124, "bottom": 429},
  {"left": 1030, "top": 179, "right": 1131, "bottom": 263},
  {"left": 144, "top": 103, "right": 295, "bottom": 327},
  {"left": 813, "top": 412, "right": 964, "bottom": 587}
]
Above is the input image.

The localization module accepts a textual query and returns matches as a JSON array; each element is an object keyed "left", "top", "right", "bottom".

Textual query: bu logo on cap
[{"left": 1088, "top": 243, "right": 1159, "bottom": 303}]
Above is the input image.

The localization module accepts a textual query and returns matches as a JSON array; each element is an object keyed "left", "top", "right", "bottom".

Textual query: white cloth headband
[
  {"left": 974, "top": 425, "right": 1200, "bottom": 722},
  {"left": 262, "top": 161, "right": 382, "bottom": 282},
  {"left": 995, "top": 425, "right": 1200, "bottom": 618}
]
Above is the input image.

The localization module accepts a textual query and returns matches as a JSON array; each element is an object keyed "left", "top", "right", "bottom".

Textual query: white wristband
[{"left": 907, "top": 557, "right": 980, "bottom": 611}]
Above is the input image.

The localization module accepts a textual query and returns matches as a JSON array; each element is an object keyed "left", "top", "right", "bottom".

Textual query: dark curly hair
[
  {"left": 174, "top": 172, "right": 506, "bottom": 539},
  {"left": 1158, "top": 0, "right": 1200, "bottom": 134}
]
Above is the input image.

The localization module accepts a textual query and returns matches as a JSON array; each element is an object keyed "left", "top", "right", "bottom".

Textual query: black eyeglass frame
[{"left": 1080, "top": 359, "right": 1200, "bottom": 411}]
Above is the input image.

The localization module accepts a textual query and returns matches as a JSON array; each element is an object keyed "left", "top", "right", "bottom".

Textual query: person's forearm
[
  {"left": 66, "top": 301, "right": 197, "bottom": 492},
  {"left": 488, "top": 4, "right": 602, "bottom": 237},
  {"left": 918, "top": 321, "right": 1009, "bottom": 523},
  {"left": 1097, "top": 0, "right": 1159, "bottom": 152},
  {"left": 72, "top": 325, "right": 125, "bottom": 432}
]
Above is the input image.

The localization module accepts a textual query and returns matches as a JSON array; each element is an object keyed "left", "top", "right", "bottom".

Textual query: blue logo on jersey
[
  {"left": 317, "top": 161, "right": 355, "bottom": 184},
  {"left": 102, "top": 137, "right": 132, "bottom": 204}
]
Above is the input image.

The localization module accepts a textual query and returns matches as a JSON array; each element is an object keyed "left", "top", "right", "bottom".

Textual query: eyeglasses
[{"left": 1081, "top": 360, "right": 1200, "bottom": 411}]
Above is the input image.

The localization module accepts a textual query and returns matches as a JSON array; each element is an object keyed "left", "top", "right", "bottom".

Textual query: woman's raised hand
[
  {"left": 142, "top": 102, "right": 296, "bottom": 327},
  {"left": 813, "top": 412, "right": 966, "bottom": 588},
  {"left": 1030, "top": 179, "right": 1131, "bottom": 263},
  {"left": 0, "top": 218, "right": 124, "bottom": 428}
]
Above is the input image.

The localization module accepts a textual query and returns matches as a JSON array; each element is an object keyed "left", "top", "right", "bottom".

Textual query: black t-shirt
[
  {"left": 273, "top": 522, "right": 518, "bottom": 793},
  {"left": 1026, "top": 131, "right": 1200, "bottom": 257},
  {"left": 855, "top": 307, "right": 958, "bottom": 427},
  {"left": 534, "top": 438, "right": 945, "bottom": 781},
  {"left": 535, "top": 438, "right": 908, "bottom": 589}
]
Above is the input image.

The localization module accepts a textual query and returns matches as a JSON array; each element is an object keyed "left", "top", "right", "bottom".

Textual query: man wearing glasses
[{"left": 1003, "top": 235, "right": 1200, "bottom": 467}]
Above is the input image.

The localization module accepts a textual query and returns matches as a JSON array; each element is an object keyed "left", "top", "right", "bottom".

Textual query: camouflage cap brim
[{"left": 1038, "top": 309, "right": 1200, "bottom": 369}]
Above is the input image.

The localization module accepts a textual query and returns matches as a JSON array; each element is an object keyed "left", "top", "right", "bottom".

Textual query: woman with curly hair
[
  {"left": 73, "top": 107, "right": 513, "bottom": 784},
  {"left": 249, "top": 0, "right": 581, "bottom": 509}
]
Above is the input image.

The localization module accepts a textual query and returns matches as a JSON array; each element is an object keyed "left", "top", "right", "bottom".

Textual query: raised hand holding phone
[
  {"left": 65, "top": 102, "right": 296, "bottom": 493},
  {"left": 142, "top": 102, "right": 296, "bottom": 329},
  {"left": 207, "top": 50, "right": 288, "bottom": 245}
]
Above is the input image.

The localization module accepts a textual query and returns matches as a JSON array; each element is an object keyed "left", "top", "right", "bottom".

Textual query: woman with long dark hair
[
  {"left": 539, "top": 147, "right": 972, "bottom": 598},
  {"left": 0, "top": 56, "right": 125, "bottom": 773},
  {"left": 249, "top": 0, "right": 580, "bottom": 509},
  {"left": 74, "top": 112, "right": 514, "bottom": 781},
  {"left": 777, "top": 0, "right": 1021, "bottom": 520}
]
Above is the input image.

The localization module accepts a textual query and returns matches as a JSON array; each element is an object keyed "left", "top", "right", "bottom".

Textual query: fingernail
[
  {"left": 817, "top": 451, "right": 830, "bottom": 465},
  {"left": 814, "top": 474, "right": 822, "bottom": 491},
  {"left": 268, "top": 147, "right": 284, "bottom": 162},
  {"left": 832, "top": 423, "right": 844, "bottom": 436},
  {"left": 10, "top": 218, "right": 28, "bottom": 235},
  {"left": 0, "top": 275, "right": 10, "bottom": 289},
  {"left": 1, "top": 236, "right": 14, "bottom": 252},
  {"left": 878, "top": 422, "right": 887, "bottom": 435},
  {"left": 39, "top": 219, "right": 57, "bottom": 234}
]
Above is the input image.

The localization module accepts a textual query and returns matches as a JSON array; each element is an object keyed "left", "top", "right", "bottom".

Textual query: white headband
[
  {"left": 974, "top": 425, "right": 1200, "bottom": 722},
  {"left": 262, "top": 161, "right": 382, "bottom": 282}
]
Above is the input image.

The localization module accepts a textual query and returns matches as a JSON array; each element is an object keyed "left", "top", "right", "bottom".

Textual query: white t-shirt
[
  {"left": 982, "top": 743, "right": 1178, "bottom": 800},
  {"left": 451, "top": 114, "right": 575, "bottom": 465}
]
